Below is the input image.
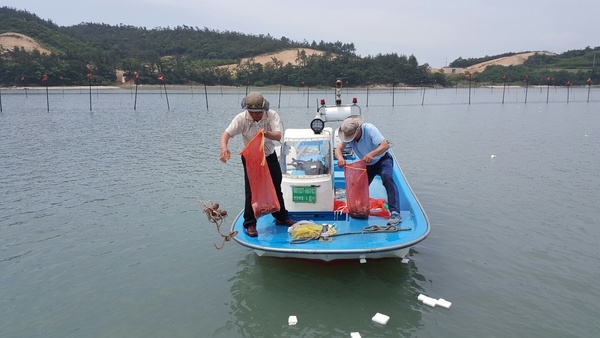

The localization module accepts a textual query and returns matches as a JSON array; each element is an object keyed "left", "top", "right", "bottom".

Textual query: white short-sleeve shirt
[{"left": 224, "top": 109, "right": 282, "bottom": 155}]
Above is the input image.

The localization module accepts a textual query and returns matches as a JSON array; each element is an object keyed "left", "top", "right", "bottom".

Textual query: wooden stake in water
[
  {"left": 0, "top": 87, "right": 3, "bottom": 112},
  {"left": 366, "top": 81, "right": 370, "bottom": 107},
  {"left": 22, "top": 77, "right": 28, "bottom": 98},
  {"left": 566, "top": 81, "right": 571, "bottom": 103},
  {"left": 467, "top": 74, "right": 472, "bottom": 105},
  {"left": 87, "top": 73, "right": 93, "bottom": 111},
  {"left": 587, "top": 77, "right": 592, "bottom": 103},
  {"left": 306, "top": 85, "right": 310, "bottom": 108},
  {"left": 589, "top": 55, "right": 596, "bottom": 103},
  {"left": 134, "top": 73, "right": 139, "bottom": 111},
  {"left": 392, "top": 75, "right": 395, "bottom": 106},
  {"left": 157, "top": 75, "right": 169, "bottom": 111},
  {"left": 203, "top": 79, "right": 209, "bottom": 111},
  {"left": 502, "top": 75, "right": 507, "bottom": 104},
  {"left": 278, "top": 84, "right": 282, "bottom": 109},
  {"left": 43, "top": 74, "right": 49, "bottom": 112},
  {"left": 524, "top": 74, "right": 529, "bottom": 103},
  {"left": 546, "top": 76, "right": 551, "bottom": 103}
]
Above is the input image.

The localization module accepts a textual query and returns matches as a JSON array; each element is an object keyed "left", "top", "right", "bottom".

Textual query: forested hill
[
  {"left": 0, "top": 6, "right": 369, "bottom": 86},
  {"left": 1, "top": 6, "right": 598, "bottom": 87},
  {"left": 0, "top": 7, "right": 356, "bottom": 59}
]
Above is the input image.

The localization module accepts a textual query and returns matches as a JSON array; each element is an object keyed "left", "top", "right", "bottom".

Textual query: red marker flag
[
  {"left": 525, "top": 74, "right": 529, "bottom": 80},
  {"left": 503, "top": 75, "right": 506, "bottom": 80},
  {"left": 42, "top": 75, "right": 49, "bottom": 82},
  {"left": 547, "top": 76, "right": 551, "bottom": 82},
  {"left": 21, "top": 76, "right": 25, "bottom": 81},
  {"left": 466, "top": 74, "right": 471, "bottom": 80},
  {"left": 158, "top": 75, "right": 165, "bottom": 82},
  {"left": 87, "top": 73, "right": 92, "bottom": 79},
  {"left": 587, "top": 77, "right": 592, "bottom": 85}
]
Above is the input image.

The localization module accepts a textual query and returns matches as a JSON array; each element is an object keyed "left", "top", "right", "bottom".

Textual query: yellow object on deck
[{"left": 288, "top": 221, "right": 337, "bottom": 240}]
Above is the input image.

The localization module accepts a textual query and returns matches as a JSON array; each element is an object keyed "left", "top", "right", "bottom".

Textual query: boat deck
[{"left": 231, "top": 172, "right": 429, "bottom": 260}]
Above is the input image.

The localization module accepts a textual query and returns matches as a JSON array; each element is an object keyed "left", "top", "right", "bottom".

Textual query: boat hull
[
  {"left": 230, "top": 150, "right": 430, "bottom": 262},
  {"left": 253, "top": 248, "right": 410, "bottom": 261}
]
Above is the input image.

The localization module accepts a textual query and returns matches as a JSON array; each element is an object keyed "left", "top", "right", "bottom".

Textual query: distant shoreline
[
  {"left": 1, "top": 84, "right": 596, "bottom": 91},
  {"left": 2, "top": 84, "right": 421, "bottom": 91}
]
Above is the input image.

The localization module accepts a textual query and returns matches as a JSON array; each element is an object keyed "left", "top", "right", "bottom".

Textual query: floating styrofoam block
[
  {"left": 417, "top": 294, "right": 429, "bottom": 301},
  {"left": 436, "top": 298, "right": 452, "bottom": 309},
  {"left": 401, "top": 257, "right": 410, "bottom": 264},
  {"left": 371, "top": 312, "right": 390, "bottom": 325},
  {"left": 418, "top": 294, "right": 437, "bottom": 303},
  {"left": 491, "top": 154, "right": 496, "bottom": 159},
  {"left": 288, "top": 315, "right": 298, "bottom": 325},
  {"left": 350, "top": 332, "right": 362, "bottom": 338},
  {"left": 422, "top": 297, "right": 437, "bottom": 307},
  {"left": 359, "top": 258, "right": 367, "bottom": 264}
]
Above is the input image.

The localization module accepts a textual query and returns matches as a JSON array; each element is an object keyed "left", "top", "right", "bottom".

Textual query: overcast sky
[{"left": 4, "top": 0, "right": 599, "bottom": 68}]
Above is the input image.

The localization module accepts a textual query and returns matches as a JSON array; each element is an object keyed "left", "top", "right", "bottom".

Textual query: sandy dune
[
  {"left": 0, "top": 32, "right": 51, "bottom": 54},
  {"left": 466, "top": 51, "right": 555, "bottom": 73},
  {"left": 218, "top": 48, "right": 327, "bottom": 72}
]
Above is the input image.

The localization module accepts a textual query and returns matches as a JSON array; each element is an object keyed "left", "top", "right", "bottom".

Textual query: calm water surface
[{"left": 1, "top": 87, "right": 599, "bottom": 337}]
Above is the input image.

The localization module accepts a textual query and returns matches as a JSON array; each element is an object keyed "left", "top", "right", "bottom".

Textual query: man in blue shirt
[{"left": 334, "top": 115, "right": 402, "bottom": 225}]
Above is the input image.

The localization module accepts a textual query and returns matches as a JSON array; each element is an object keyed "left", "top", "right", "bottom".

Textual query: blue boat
[{"left": 231, "top": 82, "right": 430, "bottom": 262}]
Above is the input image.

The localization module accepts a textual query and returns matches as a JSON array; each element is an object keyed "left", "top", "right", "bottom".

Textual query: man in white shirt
[{"left": 220, "top": 92, "right": 295, "bottom": 237}]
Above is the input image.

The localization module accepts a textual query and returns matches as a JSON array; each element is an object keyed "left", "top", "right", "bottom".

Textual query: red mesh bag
[
  {"left": 344, "top": 160, "right": 370, "bottom": 219},
  {"left": 240, "top": 131, "right": 280, "bottom": 219},
  {"left": 369, "top": 198, "right": 390, "bottom": 218},
  {"left": 334, "top": 199, "right": 348, "bottom": 213},
  {"left": 334, "top": 198, "right": 390, "bottom": 218}
]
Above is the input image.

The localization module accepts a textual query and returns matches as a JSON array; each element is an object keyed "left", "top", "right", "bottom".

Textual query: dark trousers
[
  {"left": 366, "top": 153, "right": 400, "bottom": 213},
  {"left": 241, "top": 152, "right": 289, "bottom": 228}
]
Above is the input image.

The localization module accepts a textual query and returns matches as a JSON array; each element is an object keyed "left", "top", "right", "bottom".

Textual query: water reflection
[{"left": 216, "top": 252, "right": 426, "bottom": 337}]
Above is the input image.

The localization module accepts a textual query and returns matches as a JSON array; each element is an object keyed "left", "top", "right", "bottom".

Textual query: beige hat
[
  {"left": 338, "top": 115, "right": 364, "bottom": 142},
  {"left": 242, "top": 92, "right": 270, "bottom": 112}
]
